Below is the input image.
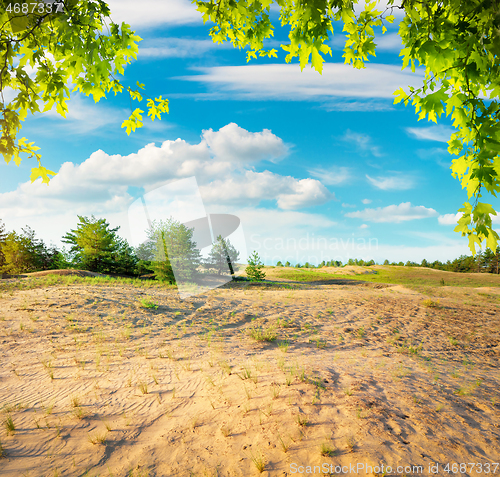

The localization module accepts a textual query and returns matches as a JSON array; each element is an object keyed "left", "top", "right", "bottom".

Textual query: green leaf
[{"left": 30, "top": 166, "right": 56, "bottom": 185}]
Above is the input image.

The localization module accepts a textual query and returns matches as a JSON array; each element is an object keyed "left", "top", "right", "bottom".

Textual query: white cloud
[
  {"left": 174, "top": 63, "right": 423, "bottom": 102},
  {"left": 438, "top": 213, "right": 461, "bottom": 225},
  {"left": 362, "top": 199, "right": 372, "bottom": 204},
  {"left": 11, "top": 123, "right": 287, "bottom": 197},
  {"left": 366, "top": 174, "right": 415, "bottom": 190},
  {"left": 309, "top": 166, "right": 351, "bottom": 185},
  {"left": 0, "top": 123, "right": 332, "bottom": 247},
  {"left": 138, "top": 38, "right": 228, "bottom": 58},
  {"left": 106, "top": 0, "right": 201, "bottom": 28},
  {"left": 342, "top": 203, "right": 356, "bottom": 208},
  {"left": 342, "top": 130, "right": 382, "bottom": 157},
  {"left": 375, "top": 32, "right": 403, "bottom": 51},
  {"left": 276, "top": 178, "right": 333, "bottom": 210},
  {"left": 199, "top": 171, "right": 334, "bottom": 210},
  {"left": 345, "top": 202, "right": 438, "bottom": 223},
  {"left": 202, "top": 123, "right": 289, "bottom": 163},
  {"left": 360, "top": 224, "right": 369, "bottom": 229},
  {"left": 321, "top": 99, "right": 395, "bottom": 112},
  {"left": 406, "top": 125, "right": 455, "bottom": 142}
]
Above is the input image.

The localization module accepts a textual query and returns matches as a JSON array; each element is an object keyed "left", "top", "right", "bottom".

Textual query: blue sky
[{"left": 2, "top": 0, "right": 498, "bottom": 265}]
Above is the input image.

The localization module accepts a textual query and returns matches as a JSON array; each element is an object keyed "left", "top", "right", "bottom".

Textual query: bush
[{"left": 246, "top": 251, "right": 266, "bottom": 281}]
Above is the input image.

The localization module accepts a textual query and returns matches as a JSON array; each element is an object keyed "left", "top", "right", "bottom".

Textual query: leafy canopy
[
  {"left": 0, "top": 0, "right": 168, "bottom": 183},
  {"left": 193, "top": 0, "right": 500, "bottom": 253}
]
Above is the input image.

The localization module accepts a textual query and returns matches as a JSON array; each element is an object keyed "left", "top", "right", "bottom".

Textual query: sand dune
[{"left": 0, "top": 274, "right": 499, "bottom": 476}]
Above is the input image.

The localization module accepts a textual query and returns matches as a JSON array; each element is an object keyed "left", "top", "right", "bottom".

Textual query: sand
[{"left": 0, "top": 271, "right": 499, "bottom": 476}]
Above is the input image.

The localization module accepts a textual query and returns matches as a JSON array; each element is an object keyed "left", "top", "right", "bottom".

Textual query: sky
[{"left": 1, "top": 0, "right": 499, "bottom": 266}]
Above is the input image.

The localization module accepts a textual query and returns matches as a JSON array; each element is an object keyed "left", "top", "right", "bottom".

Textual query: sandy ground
[{"left": 0, "top": 272, "right": 499, "bottom": 476}]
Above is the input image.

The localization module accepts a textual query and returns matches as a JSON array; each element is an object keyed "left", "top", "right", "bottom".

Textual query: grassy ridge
[
  {"left": 270, "top": 266, "right": 500, "bottom": 288},
  {"left": 0, "top": 274, "right": 177, "bottom": 292}
]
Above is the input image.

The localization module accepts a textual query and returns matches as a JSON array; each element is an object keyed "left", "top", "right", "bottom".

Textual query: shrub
[{"left": 246, "top": 251, "right": 265, "bottom": 281}]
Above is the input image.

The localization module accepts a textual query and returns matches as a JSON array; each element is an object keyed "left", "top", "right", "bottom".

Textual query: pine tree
[
  {"left": 205, "top": 235, "right": 239, "bottom": 276},
  {"left": 0, "top": 219, "right": 6, "bottom": 269},
  {"left": 245, "top": 251, "right": 266, "bottom": 282},
  {"left": 62, "top": 216, "right": 135, "bottom": 274},
  {"left": 148, "top": 218, "right": 201, "bottom": 284}
]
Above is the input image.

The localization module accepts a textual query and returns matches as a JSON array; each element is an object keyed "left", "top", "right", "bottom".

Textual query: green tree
[
  {"left": 0, "top": 0, "right": 169, "bottom": 183},
  {"left": 285, "top": 261, "right": 290, "bottom": 267},
  {"left": 0, "top": 219, "right": 6, "bottom": 269},
  {"left": 194, "top": 0, "right": 500, "bottom": 253},
  {"left": 112, "top": 237, "right": 138, "bottom": 276},
  {"left": 147, "top": 218, "right": 201, "bottom": 284},
  {"left": 205, "top": 235, "right": 240, "bottom": 276},
  {"left": 62, "top": 215, "right": 133, "bottom": 274},
  {"left": 0, "top": 226, "right": 57, "bottom": 273},
  {"left": 246, "top": 251, "right": 266, "bottom": 281}
]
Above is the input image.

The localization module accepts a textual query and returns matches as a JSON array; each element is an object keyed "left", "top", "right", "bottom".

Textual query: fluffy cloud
[
  {"left": 406, "top": 125, "right": 455, "bottom": 142},
  {"left": 366, "top": 174, "right": 415, "bottom": 190},
  {"left": 0, "top": 123, "right": 333, "bottom": 246},
  {"left": 202, "top": 123, "right": 289, "bottom": 163},
  {"left": 345, "top": 202, "right": 438, "bottom": 223},
  {"left": 362, "top": 199, "right": 372, "bottom": 204},
  {"left": 438, "top": 213, "right": 461, "bottom": 225},
  {"left": 199, "top": 171, "right": 334, "bottom": 210}
]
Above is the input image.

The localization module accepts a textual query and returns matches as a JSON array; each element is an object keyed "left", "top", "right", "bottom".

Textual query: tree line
[
  {"left": 275, "top": 253, "right": 500, "bottom": 274},
  {"left": 0, "top": 216, "right": 240, "bottom": 281}
]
